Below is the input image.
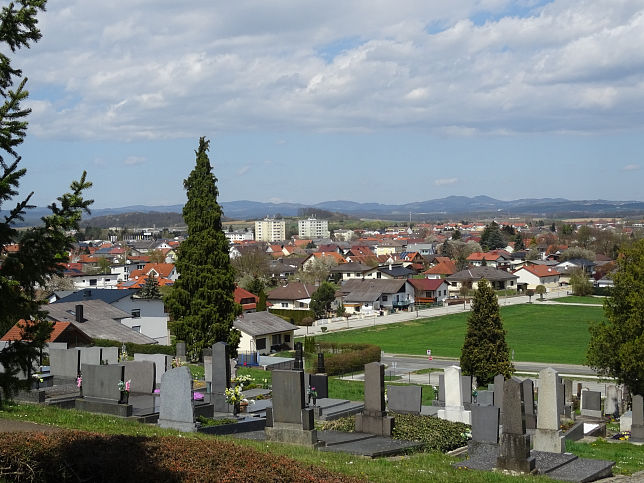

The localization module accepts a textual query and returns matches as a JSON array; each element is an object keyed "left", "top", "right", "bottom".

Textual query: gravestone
[
  {"left": 471, "top": 404, "right": 500, "bottom": 447},
  {"left": 123, "top": 360, "right": 155, "bottom": 393},
  {"left": 293, "top": 342, "right": 303, "bottom": 370},
  {"left": 176, "top": 341, "right": 186, "bottom": 362},
  {"left": 438, "top": 374, "right": 445, "bottom": 405},
  {"left": 557, "top": 381, "right": 565, "bottom": 416},
  {"left": 493, "top": 374, "right": 505, "bottom": 414},
  {"left": 203, "top": 354, "right": 212, "bottom": 389},
  {"left": 355, "top": 362, "right": 394, "bottom": 436},
  {"left": 265, "top": 370, "right": 317, "bottom": 447},
  {"left": 133, "top": 353, "right": 171, "bottom": 385},
  {"left": 581, "top": 390, "right": 602, "bottom": 418},
  {"left": 477, "top": 390, "right": 494, "bottom": 407},
  {"left": 316, "top": 352, "right": 325, "bottom": 374},
  {"left": 461, "top": 375, "right": 473, "bottom": 405},
  {"left": 212, "top": 342, "right": 231, "bottom": 413},
  {"left": 631, "top": 395, "right": 644, "bottom": 443},
  {"left": 604, "top": 384, "right": 618, "bottom": 418},
  {"left": 309, "top": 374, "right": 328, "bottom": 399},
  {"left": 522, "top": 379, "right": 536, "bottom": 430},
  {"left": 387, "top": 385, "right": 421, "bottom": 415},
  {"left": 564, "top": 379, "right": 573, "bottom": 404},
  {"left": 79, "top": 347, "right": 102, "bottom": 366},
  {"left": 102, "top": 347, "right": 119, "bottom": 364},
  {"left": 437, "top": 366, "right": 471, "bottom": 424},
  {"left": 534, "top": 367, "right": 565, "bottom": 453},
  {"left": 75, "top": 363, "right": 132, "bottom": 417},
  {"left": 49, "top": 348, "right": 80, "bottom": 378},
  {"left": 496, "top": 377, "right": 536, "bottom": 473},
  {"left": 158, "top": 366, "right": 195, "bottom": 432}
]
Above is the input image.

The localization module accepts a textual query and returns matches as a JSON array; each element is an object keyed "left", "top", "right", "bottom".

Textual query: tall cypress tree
[
  {"left": 166, "top": 138, "right": 241, "bottom": 358},
  {"left": 460, "top": 279, "right": 514, "bottom": 386}
]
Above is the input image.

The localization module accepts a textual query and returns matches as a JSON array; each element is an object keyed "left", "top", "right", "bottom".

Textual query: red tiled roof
[
  {"left": 516, "top": 265, "right": 561, "bottom": 277},
  {"left": 2, "top": 320, "right": 71, "bottom": 342},
  {"left": 424, "top": 259, "right": 456, "bottom": 276},
  {"left": 409, "top": 279, "right": 447, "bottom": 291}
]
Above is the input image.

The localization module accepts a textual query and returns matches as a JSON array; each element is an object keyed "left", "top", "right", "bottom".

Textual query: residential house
[
  {"left": 330, "top": 262, "right": 380, "bottom": 281},
  {"left": 445, "top": 266, "right": 519, "bottom": 296},
  {"left": 54, "top": 289, "right": 169, "bottom": 344},
  {"left": 235, "top": 286, "right": 260, "bottom": 313},
  {"left": 377, "top": 263, "right": 416, "bottom": 279},
  {"left": 69, "top": 272, "right": 119, "bottom": 290},
  {"left": 268, "top": 258, "right": 304, "bottom": 281},
  {"left": 405, "top": 243, "right": 435, "bottom": 257},
  {"left": 466, "top": 251, "right": 512, "bottom": 270},
  {"left": 337, "top": 279, "right": 415, "bottom": 314},
  {"left": 423, "top": 257, "right": 457, "bottom": 279},
  {"left": 234, "top": 311, "right": 297, "bottom": 355},
  {"left": 302, "top": 252, "right": 347, "bottom": 270},
  {"left": 408, "top": 279, "right": 449, "bottom": 304},
  {"left": 555, "top": 258, "right": 596, "bottom": 285},
  {"left": 2, "top": 319, "right": 93, "bottom": 347},
  {"left": 513, "top": 265, "right": 561, "bottom": 291},
  {"left": 43, "top": 299, "right": 157, "bottom": 344},
  {"left": 267, "top": 282, "right": 316, "bottom": 310}
]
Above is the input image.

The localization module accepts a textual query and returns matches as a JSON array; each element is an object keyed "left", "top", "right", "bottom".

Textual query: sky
[{"left": 11, "top": 0, "right": 644, "bottom": 209}]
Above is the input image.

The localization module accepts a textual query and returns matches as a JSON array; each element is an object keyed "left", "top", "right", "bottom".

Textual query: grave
[
  {"left": 316, "top": 352, "right": 325, "bottom": 374},
  {"left": 580, "top": 390, "right": 602, "bottom": 419},
  {"left": 466, "top": 404, "right": 500, "bottom": 462},
  {"left": 461, "top": 375, "right": 473, "bottom": 406},
  {"left": 437, "top": 373, "right": 445, "bottom": 406},
  {"left": 522, "top": 379, "right": 536, "bottom": 430},
  {"left": 158, "top": 366, "right": 195, "bottom": 432},
  {"left": 211, "top": 342, "right": 232, "bottom": 413},
  {"left": 309, "top": 373, "right": 329, "bottom": 400},
  {"left": 123, "top": 360, "right": 155, "bottom": 394},
  {"left": 355, "top": 362, "right": 394, "bottom": 436},
  {"left": 496, "top": 377, "right": 535, "bottom": 473},
  {"left": 386, "top": 385, "right": 421, "bottom": 415},
  {"left": 604, "top": 384, "right": 619, "bottom": 418},
  {"left": 175, "top": 341, "right": 186, "bottom": 362},
  {"left": 293, "top": 342, "right": 304, "bottom": 370},
  {"left": 437, "top": 366, "right": 471, "bottom": 424},
  {"left": 49, "top": 348, "right": 80, "bottom": 379},
  {"left": 564, "top": 379, "right": 573, "bottom": 404},
  {"left": 631, "top": 395, "right": 644, "bottom": 443},
  {"left": 533, "top": 367, "right": 565, "bottom": 453},
  {"left": 133, "top": 353, "right": 171, "bottom": 385},
  {"left": 493, "top": 374, "right": 505, "bottom": 414},
  {"left": 477, "top": 390, "right": 494, "bottom": 407},
  {"left": 265, "top": 370, "right": 318, "bottom": 447},
  {"left": 75, "top": 364, "right": 132, "bottom": 417}
]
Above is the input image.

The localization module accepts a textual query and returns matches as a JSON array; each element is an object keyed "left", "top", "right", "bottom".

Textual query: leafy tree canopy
[{"left": 310, "top": 282, "right": 337, "bottom": 319}]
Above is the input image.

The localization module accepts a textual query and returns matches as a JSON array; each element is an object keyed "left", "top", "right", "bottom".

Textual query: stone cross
[
  {"left": 534, "top": 367, "right": 565, "bottom": 453},
  {"left": 496, "top": 377, "right": 536, "bottom": 473}
]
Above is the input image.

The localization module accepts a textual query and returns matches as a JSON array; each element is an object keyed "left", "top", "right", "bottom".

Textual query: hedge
[
  {"left": 592, "top": 287, "right": 611, "bottom": 296},
  {"left": 0, "top": 430, "right": 359, "bottom": 482},
  {"left": 268, "top": 308, "right": 315, "bottom": 325},
  {"left": 92, "top": 339, "right": 175, "bottom": 356},
  {"left": 316, "top": 342, "right": 381, "bottom": 376}
]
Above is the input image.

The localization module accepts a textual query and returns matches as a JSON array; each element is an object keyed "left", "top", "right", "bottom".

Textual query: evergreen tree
[
  {"left": 480, "top": 222, "right": 506, "bottom": 251},
  {"left": 460, "top": 279, "right": 514, "bottom": 386},
  {"left": 165, "top": 138, "right": 241, "bottom": 359},
  {"left": 310, "top": 282, "right": 337, "bottom": 319},
  {"left": 139, "top": 273, "right": 161, "bottom": 299},
  {"left": 587, "top": 239, "right": 644, "bottom": 395},
  {"left": 0, "top": 1, "right": 93, "bottom": 404},
  {"left": 514, "top": 233, "right": 525, "bottom": 251}
]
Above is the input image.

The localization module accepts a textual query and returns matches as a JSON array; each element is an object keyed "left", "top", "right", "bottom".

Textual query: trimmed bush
[
  {"left": 92, "top": 339, "right": 175, "bottom": 356},
  {"left": 316, "top": 342, "right": 381, "bottom": 376},
  {"left": 0, "top": 430, "right": 359, "bottom": 482},
  {"left": 268, "top": 308, "right": 316, "bottom": 325},
  {"left": 320, "top": 414, "right": 469, "bottom": 453}
]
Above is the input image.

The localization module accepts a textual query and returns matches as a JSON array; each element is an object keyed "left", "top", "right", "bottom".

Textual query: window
[
  {"left": 131, "top": 309, "right": 141, "bottom": 318},
  {"left": 281, "top": 302, "right": 288, "bottom": 308},
  {"left": 89, "top": 279, "right": 97, "bottom": 286},
  {"left": 256, "top": 338, "right": 266, "bottom": 350},
  {"left": 382, "top": 295, "right": 388, "bottom": 302},
  {"left": 284, "top": 335, "right": 291, "bottom": 343},
  {"left": 271, "top": 334, "right": 281, "bottom": 345},
  {"left": 132, "top": 325, "right": 141, "bottom": 333},
  {"left": 377, "top": 272, "right": 382, "bottom": 279}
]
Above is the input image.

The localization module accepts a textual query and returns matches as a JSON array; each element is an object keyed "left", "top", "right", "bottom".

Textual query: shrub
[
  {"left": 268, "top": 308, "right": 316, "bottom": 325},
  {"left": 317, "top": 342, "right": 381, "bottom": 376},
  {"left": 91, "top": 339, "right": 175, "bottom": 356},
  {"left": 0, "top": 430, "right": 359, "bottom": 482}
]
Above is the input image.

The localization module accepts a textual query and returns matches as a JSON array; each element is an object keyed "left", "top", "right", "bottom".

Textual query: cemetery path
[{"left": 0, "top": 418, "right": 62, "bottom": 433}]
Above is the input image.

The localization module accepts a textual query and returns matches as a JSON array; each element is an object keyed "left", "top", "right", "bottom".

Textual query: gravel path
[{"left": 0, "top": 418, "right": 61, "bottom": 433}]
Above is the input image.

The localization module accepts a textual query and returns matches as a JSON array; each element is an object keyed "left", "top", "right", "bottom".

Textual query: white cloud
[
  {"left": 435, "top": 177, "right": 459, "bottom": 186},
  {"left": 124, "top": 156, "right": 146, "bottom": 166},
  {"left": 18, "top": 0, "right": 644, "bottom": 140},
  {"left": 236, "top": 165, "right": 250, "bottom": 176},
  {"left": 623, "top": 164, "right": 640, "bottom": 171}
]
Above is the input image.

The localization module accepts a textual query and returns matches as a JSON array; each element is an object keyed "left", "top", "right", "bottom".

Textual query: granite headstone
[{"left": 158, "top": 366, "right": 195, "bottom": 432}]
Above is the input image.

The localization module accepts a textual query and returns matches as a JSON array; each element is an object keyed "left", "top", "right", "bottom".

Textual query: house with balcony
[
  {"left": 337, "top": 279, "right": 415, "bottom": 314},
  {"left": 408, "top": 278, "right": 449, "bottom": 304},
  {"left": 445, "top": 266, "right": 519, "bottom": 296}
]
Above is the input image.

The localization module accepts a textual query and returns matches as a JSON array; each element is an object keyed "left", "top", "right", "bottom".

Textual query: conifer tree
[
  {"left": 460, "top": 279, "right": 513, "bottom": 386},
  {"left": 165, "top": 138, "right": 241, "bottom": 359},
  {"left": 139, "top": 273, "right": 161, "bottom": 299},
  {"left": 0, "top": 1, "right": 93, "bottom": 404}
]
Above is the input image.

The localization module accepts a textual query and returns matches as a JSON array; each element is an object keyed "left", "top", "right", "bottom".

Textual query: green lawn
[
  {"left": 552, "top": 296, "right": 605, "bottom": 305},
  {"left": 309, "top": 304, "right": 603, "bottom": 365}
]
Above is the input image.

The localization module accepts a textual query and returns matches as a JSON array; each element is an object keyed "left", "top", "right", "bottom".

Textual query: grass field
[
  {"left": 552, "top": 296, "right": 605, "bottom": 305},
  {"left": 308, "top": 304, "right": 603, "bottom": 365}
]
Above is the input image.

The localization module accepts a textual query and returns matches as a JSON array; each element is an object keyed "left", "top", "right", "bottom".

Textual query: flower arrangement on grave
[
  {"left": 171, "top": 357, "right": 185, "bottom": 368},
  {"left": 117, "top": 379, "right": 131, "bottom": 394},
  {"left": 224, "top": 385, "right": 243, "bottom": 405},
  {"left": 193, "top": 392, "right": 205, "bottom": 401},
  {"left": 232, "top": 374, "right": 252, "bottom": 388},
  {"left": 31, "top": 374, "right": 44, "bottom": 383},
  {"left": 307, "top": 386, "right": 318, "bottom": 405}
]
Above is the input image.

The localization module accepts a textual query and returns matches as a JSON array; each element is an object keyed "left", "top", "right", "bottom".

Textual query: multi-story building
[
  {"left": 225, "top": 229, "right": 254, "bottom": 242},
  {"left": 255, "top": 217, "right": 286, "bottom": 242},
  {"left": 298, "top": 217, "right": 330, "bottom": 239}
]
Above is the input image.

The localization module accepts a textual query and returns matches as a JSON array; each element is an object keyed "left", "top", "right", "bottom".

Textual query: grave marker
[
  {"left": 355, "top": 362, "right": 394, "bottom": 436},
  {"left": 158, "top": 366, "right": 195, "bottom": 432},
  {"left": 534, "top": 367, "right": 565, "bottom": 453},
  {"left": 387, "top": 385, "right": 421, "bottom": 415}
]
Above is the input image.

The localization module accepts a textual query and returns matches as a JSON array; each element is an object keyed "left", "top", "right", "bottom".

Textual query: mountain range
[{"left": 6, "top": 196, "right": 643, "bottom": 227}]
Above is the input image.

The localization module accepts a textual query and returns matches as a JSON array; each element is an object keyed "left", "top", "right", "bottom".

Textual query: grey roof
[
  {"left": 54, "top": 288, "right": 137, "bottom": 305},
  {"left": 234, "top": 311, "right": 298, "bottom": 337},
  {"left": 378, "top": 265, "right": 416, "bottom": 277},
  {"left": 446, "top": 266, "right": 519, "bottom": 282},
  {"left": 330, "top": 262, "right": 373, "bottom": 273},
  {"left": 338, "top": 279, "right": 407, "bottom": 303},
  {"left": 42, "top": 300, "right": 156, "bottom": 344},
  {"left": 267, "top": 282, "right": 316, "bottom": 301}
]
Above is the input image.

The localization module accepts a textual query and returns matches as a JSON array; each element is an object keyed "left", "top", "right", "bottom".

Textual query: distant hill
[
  {"left": 79, "top": 211, "right": 185, "bottom": 229},
  {"left": 4, "top": 196, "right": 643, "bottom": 227}
]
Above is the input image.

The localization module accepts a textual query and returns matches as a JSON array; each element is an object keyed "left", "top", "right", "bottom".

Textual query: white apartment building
[
  {"left": 255, "top": 218, "right": 286, "bottom": 242},
  {"left": 225, "top": 229, "right": 255, "bottom": 242},
  {"left": 298, "top": 217, "right": 330, "bottom": 239}
]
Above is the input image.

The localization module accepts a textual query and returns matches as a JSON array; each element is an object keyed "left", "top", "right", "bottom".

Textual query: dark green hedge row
[
  {"left": 592, "top": 287, "right": 611, "bottom": 296},
  {"left": 317, "top": 342, "right": 381, "bottom": 376},
  {"left": 92, "top": 339, "right": 175, "bottom": 356},
  {"left": 268, "top": 308, "right": 315, "bottom": 325}
]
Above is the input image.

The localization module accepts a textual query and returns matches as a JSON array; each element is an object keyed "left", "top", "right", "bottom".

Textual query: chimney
[{"left": 75, "top": 304, "right": 84, "bottom": 323}]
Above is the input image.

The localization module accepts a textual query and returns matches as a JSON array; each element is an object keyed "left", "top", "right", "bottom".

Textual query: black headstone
[
  {"left": 316, "top": 352, "right": 325, "bottom": 374},
  {"left": 294, "top": 342, "right": 303, "bottom": 371}
]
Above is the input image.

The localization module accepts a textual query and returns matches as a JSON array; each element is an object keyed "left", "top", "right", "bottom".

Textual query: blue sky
[{"left": 11, "top": 0, "right": 644, "bottom": 209}]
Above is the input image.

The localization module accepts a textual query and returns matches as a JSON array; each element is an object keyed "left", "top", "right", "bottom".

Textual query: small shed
[{"left": 233, "top": 312, "right": 297, "bottom": 355}]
